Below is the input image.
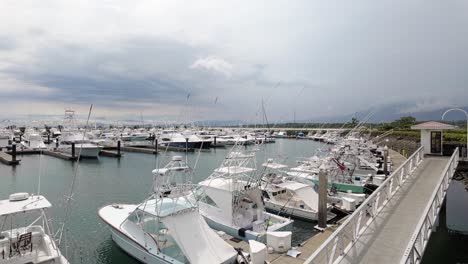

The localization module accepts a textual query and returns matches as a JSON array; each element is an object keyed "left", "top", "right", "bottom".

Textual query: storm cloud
[{"left": 0, "top": 0, "right": 467, "bottom": 121}]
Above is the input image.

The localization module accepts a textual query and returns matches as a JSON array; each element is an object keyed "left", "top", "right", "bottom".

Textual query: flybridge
[{"left": 0, "top": 194, "right": 51, "bottom": 216}]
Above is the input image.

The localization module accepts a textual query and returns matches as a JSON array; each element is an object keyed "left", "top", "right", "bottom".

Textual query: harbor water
[
  {"left": 422, "top": 179, "right": 468, "bottom": 264},
  {"left": 0, "top": 139, "right": 323, "bottom": 264}
]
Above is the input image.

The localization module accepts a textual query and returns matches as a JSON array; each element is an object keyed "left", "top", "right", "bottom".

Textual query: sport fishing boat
[
  {"left": 261, "top": 160, "right": 336, "bottom": 222},
  {"left": 195, "top": 144, "right": 293, "bottom": 242},
  {"left": 158, "top": 130, "right": 206, "bottom": 149},
  {"left": 57, "top": 131, "right": 103, "bottom": 158},
  {"left": 56, "top": 110, "right": 103, "bottom": 158},
  {"left": 99, "top": 156, "right": 238, "bottom": 264},
  {"left": 22, "top": 131, "right": 47, "bottom": 150},
  {"left": 0, "top": 193, "right": 69, "bottom": 264}
]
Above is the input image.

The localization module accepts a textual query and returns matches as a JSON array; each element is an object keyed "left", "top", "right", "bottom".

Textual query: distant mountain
[{"left": 304, "top": 105, "right": 468, "bottom": 123}]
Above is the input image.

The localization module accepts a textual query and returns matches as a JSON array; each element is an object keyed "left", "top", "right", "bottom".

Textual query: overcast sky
[{"left": 1, "top": 0, "right": 467, "bottom": 123}]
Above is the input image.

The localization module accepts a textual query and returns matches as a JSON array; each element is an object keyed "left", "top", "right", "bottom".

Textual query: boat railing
[
  {"left": 400, "top": 147, "right": 459, "bottom": 264},
  {"left": 304, "top": 146, "right": 425, "bottom": 264}
]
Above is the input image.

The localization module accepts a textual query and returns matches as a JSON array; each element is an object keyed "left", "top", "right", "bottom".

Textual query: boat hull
[
  {"left": 308, "top": 179, "right": 366, "bottom": 193},
  {"left": 264, "top": 201, "right": 318, "bottom": 221},
  {"left": 264, "top": 201, "right": 336, "bottom": 222},
  {"left": 109, "top": 227, "right": 175, "bottom": 264},
  {"left": 59, "top": 145, "right": 103, "bottom": 158},
  {"left": 160, "top": 141, "right": 211, "bottom": 149},
  {"left": 203, "top": 214, "right": 293, "bottom": 243}
]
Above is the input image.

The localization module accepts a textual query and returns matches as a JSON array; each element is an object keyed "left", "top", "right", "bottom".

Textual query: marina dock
[
  {"left": 305, "top": 147, "right": 460, "bottom": 264},
  {"left": 119, "top": 146, "right": 159, "bottom": 154},
  {"left": 0, "top": 151, "right": 20, "bottom": 165},
  {"left": 235, "top": 149, "right": 408, "bottom": 264},
  {"left": 42, "top": 150, "right": 77, "bottom": 160},
  {"left": 100, "top": 149, "right": 122, "bottom": 157}
]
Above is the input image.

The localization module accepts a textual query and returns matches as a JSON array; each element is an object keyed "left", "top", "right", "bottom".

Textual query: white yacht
[
  {"left": 58, "top": 131, "right": 103, "bottom": 158},
  {"left": 22, "top": 131, "right": 47, "bottom": 150},
  {"left": 121, "top": 131, "right": 149, "bottom": 141},
  {"left": 99, "top": 156, "right": 238, "bottom": 264},
  {"left": 0, "top": 193, "right": 69, "bottom": 264},
  {"left": 182, "top": 131, "right": 212, "bottom": 149},
  {"left": 273, "top": 131, "right": 288, "bottom": 138},
  {"left": 194, "top": 145, "right": 293, "bottom": 242},
  {"left": 158, "top": 130, "right": 206, "bottom": 149},
  {"left": 56, "top": 110, "right": 103, "bottom": 158},
  {"left": 261, "top": 161, "right": 336, "bottom": 222}
]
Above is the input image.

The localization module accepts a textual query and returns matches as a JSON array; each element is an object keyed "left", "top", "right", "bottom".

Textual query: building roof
[{"left": 411, "top": 121, "right": 457, "bottom": 130}]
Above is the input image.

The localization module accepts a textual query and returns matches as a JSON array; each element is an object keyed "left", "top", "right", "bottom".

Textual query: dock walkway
[
  {"left": 338, "top": 156, "right": 449, "bottom": 264},
  {"left": 0, "top": 151, "right": 20, "bottom": 165}
]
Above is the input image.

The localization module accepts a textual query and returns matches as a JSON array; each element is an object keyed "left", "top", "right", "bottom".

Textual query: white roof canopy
[
  {"left": 215, "top": 166, "right": 255, "bottom": 175},
  {"left": 276, "top": 181, "right": 310, "bottom": 191},
  {"left": 152, "top": 166, "right": 189, "bottom": 175},
  {"left": 262, "top": 162, "right": 288, "bottom": 169},
  {"left": 0, "top": 195, "right": 51, "bottom": 216}
]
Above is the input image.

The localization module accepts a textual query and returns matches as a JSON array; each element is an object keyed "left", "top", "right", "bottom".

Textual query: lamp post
[{"left": 442, "top": 108, "right": 468, "bottom": 158}]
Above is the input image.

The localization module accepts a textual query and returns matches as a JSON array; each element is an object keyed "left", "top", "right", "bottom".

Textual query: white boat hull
[
  {"left": 109, "top": 228, "right": 176, "bottom": 264},
  {"left": 59, "top": 144, "right": 103, "bottom": 158},
  {"left": 264, "top": 200, "right": 336, "bottom": 222},
  {"left": 264, "top": 200, "right": 318, "bottom": 221},
  {"left": 202, "top": 213, "right": 293, "bottom": 243}
]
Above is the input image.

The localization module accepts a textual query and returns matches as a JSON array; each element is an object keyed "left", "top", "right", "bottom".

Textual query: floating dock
[
  {"left": 0, "top": 151, "right": 20, "bottom": 165},
  {"left": 42, "top": 150, "right": 77, "bottom": 161},
  {"left": 100, "top": 150, "right": 122, "bottom": 157},
  {"left": 122, "top": 146, "right": 158, "bottom": 154}
]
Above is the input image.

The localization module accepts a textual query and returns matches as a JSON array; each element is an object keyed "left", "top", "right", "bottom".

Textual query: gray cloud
[
  {"left": 0, "top": 0, "right": 467, "bottom": 121},
  {"left": 0, "top": 36, "right": 16, "bottom": 50}
]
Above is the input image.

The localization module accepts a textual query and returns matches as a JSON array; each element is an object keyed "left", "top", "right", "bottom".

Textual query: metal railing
[
  {"left": 305, "top": 146, "right": 425, "bottom": 264},
  {"left": 400, "top": 147, "right": 459, "bottom": 264}
]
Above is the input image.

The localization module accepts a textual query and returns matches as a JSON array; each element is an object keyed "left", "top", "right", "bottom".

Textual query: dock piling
[
  {"left": 154, "top": 139, "right": 158, "bottom": 153},
  {"left": 11, "top": 143, "right": 16, "bottom": 162},
  {"left": 71, "top": 142, "right": 76, "bottom": 159},
  {"left": 117, "top": 140, "right": 121, "bottom": 156},
  {"left": 318, "top": 168, "right": 328, "bottom": 229},
  {"left": 384, "top": 145, "right": 389, "bottom": 175},
  {"left": 214, "top": 136, "right": 217, "bottom": 146}
]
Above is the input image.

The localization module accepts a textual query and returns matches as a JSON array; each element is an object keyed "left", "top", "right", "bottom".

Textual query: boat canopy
[
  {"left": 277, "top": 182, "right": 319, "bottom": 211},
  {"left": 152, "top": 166, "right": 190, "bottom": 175},
  {"left": 215, "top": 166, "right": 255, "bottom": 175},
  {"left": 137, "top": 198, "right": 196, "bottom": 217},
  {"left": 262, "top": 162, "right": 288, "bottom": 169},
  {"left": 161, "top": 210, "right": 237, "bottom": 264},
  {"left": 287, "top": 171, "right": 314, "bottom": 178},
  {"left": 276, "top": 181, "right": 310, "bottom": 191},
  {"left": 0, "top": 195, "right": 51, "bottom": 216}
]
